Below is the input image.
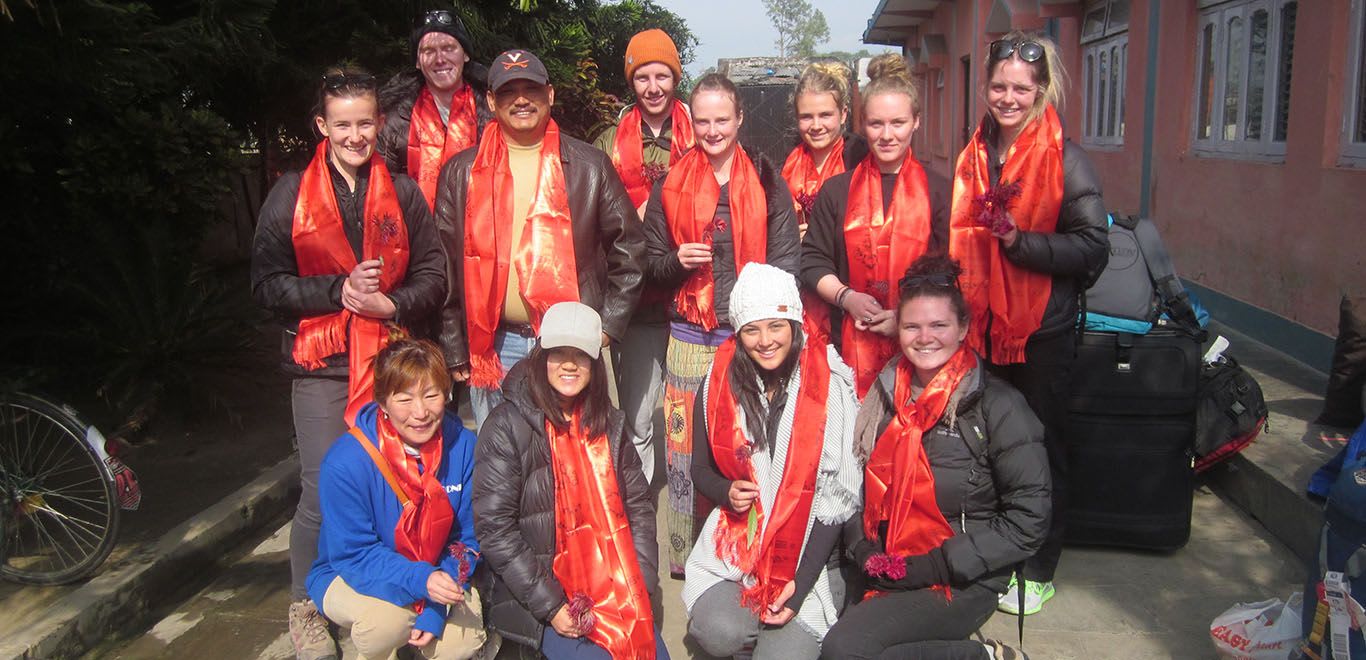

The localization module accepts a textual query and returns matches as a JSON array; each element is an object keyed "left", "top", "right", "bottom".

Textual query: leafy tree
[{"left": 762, "top": 0, "right": 829, "bottom": 58}]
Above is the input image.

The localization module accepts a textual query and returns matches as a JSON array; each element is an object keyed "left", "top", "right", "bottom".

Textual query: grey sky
[{"left": 655, "top": 0, "right": 892, "bottom": 74}]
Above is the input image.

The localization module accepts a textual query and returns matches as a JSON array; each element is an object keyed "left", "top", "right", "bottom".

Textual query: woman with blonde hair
[
  {"left": 948, "top": 31, "right": 1107, "bottom": 616},
  {"left": 799, "top": 53, "right": 951, "bottom": 399}
]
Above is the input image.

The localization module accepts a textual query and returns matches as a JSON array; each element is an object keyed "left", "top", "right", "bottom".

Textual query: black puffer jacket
[
  {"left": 642, "top": 151, "right": 800, "bottom": 327},
  {"left": 852, "top": 354, "right": 1051, "bottom": 593},
  {"left": 980, "top": 122, "right": 1109, "bottom": 340},
  {"left": 376, "top": 67, "right": 494, "bottom": 176},
  {"left": 433, "top": 133, "right": 644, "bottom": 367},
  {"left": 471, "top": 362, "right": 660, "bottom": 648},
  {"left": 250, "top": 163, "right": 446, "bottom": 376}
]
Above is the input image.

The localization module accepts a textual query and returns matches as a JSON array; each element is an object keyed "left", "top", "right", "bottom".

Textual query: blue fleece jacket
[{"left": 307, "top": 403, "right": 480, "bottom": 636}]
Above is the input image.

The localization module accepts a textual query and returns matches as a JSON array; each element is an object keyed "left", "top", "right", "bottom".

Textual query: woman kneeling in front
[
  {"left": 473, "top": 302, "right": 668, "bottom": 659},
  {"left": 683, "top": 263, "right": 862, "bottom": 658},
  {"left": 307, "top": 333, "right": 486, "bottom": 660},
  {"left": 819, "top": 256, "right": 1049, "bottom": 660}
]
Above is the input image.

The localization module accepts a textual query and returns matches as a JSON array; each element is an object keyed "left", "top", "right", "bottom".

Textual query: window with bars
[
  {"left": 1081, "top": 0, "right": 1129, "bottom": 147},
  {"left": 1343, "top": 0, "right": 1366, "bottom": 165},
  {"left": 1192, "top": 0, "right": 1296, "bottom": 159}
]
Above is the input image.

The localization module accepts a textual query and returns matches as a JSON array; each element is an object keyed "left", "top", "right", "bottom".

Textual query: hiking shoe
[
  {"left": 983, "top": 638, "right": 1030, "bottom": 660},
  {"left": 997, "top": 578, "right": 1054, "bottom": 615},
  {"left": 288, "top": 599, "right": 337, "bottom": 660}
]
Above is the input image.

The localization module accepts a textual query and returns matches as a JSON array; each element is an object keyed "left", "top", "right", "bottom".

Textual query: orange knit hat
[{"left": 625, "top": 29, "right": 682, "bottom": 82}]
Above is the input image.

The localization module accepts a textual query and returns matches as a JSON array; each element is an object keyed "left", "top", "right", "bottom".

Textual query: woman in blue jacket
[{"left": 307, "top": 334, "right": 487, "bottom": 660}]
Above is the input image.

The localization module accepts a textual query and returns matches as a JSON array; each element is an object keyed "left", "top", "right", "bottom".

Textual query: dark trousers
[
  {"left": 538, "top": 628, "right": 670, "bottom": 660},
  {"left": 289, "top": 377, "right": 348, "bottom": 601},
  {"left": 819, "top": 583, "right": 997, "bottom": 660},
  {"left": 989, "top": 329, "right": 1075, "bottom": 582}
]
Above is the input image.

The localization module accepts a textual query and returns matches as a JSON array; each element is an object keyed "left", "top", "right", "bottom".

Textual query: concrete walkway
[{"left": 88, "top": 482, "right": 1303, "bottom": 659}]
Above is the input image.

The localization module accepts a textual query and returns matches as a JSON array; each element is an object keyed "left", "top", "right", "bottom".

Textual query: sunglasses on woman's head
[
  {"left": 322, "top": 73, "right": 377, "bottom": 91},
  {"left": 422, "top": 9, "right": 456, "bottom": 26},
  {"left": 990, "top": 40, "right": 1045, "bottom": 64},
  {"left": 904, "top": 274, "right": 956, "bottom": 288}
]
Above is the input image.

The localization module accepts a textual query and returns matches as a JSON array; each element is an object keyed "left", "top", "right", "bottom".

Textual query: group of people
[{"left": 251, "top": 9, "right": 1107, "bottom": 660}]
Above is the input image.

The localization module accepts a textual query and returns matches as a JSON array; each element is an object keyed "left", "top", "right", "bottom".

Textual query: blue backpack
[{"left": 1300, "top": 432, "right": 1366, "bottom": 659}]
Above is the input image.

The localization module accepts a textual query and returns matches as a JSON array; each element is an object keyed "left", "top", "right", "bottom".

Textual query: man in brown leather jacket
[{"left": 433, "top": 49, "right": 644, "bottom": 429}]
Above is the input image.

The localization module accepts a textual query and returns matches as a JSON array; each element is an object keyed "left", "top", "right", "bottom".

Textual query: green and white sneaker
[{"left": 997, "top": 575, "right": 1054, "bottom": 615}]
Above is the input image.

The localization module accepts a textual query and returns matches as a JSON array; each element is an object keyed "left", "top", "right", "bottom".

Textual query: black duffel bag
[{"left": 1194, "top": 354, "right": 1268, "bottom": 473}]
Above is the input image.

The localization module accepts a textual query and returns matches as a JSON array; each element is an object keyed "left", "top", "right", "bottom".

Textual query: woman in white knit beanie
[{"left": 682, "top": 263, "right": 862, "bottom": 658}]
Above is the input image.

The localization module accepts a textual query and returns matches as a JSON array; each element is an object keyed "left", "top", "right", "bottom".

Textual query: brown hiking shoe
[
  {"left": 288, "top": 599, "right": 337, "bottom": 660},
  {"left": 984, "top": 639, "right": 1030, "bottom": 660}
]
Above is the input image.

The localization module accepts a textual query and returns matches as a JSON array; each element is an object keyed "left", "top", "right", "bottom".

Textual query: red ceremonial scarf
[
  {"left": 661, "top": 146, "right": 768, "bottom": 330},
  {"left": 843, "top": 151, "right": 933, "bottom": 398},
  {"left": 291, "top": 141, "right": 410, "bottom": 425},
  {"left": 705, "top": 339, "right": 830, "bottom": 612},
  {"left": 463, "top": 121, "right": 578, "bottom": 388},
  {"left": 781, "top": 137, "right": 845, "bottom": 228},
  {"left": 376, "top": 414, "right": 455, "bottom": 613},
  {"left": 548, "top": 410, "right": 657, "bottom": 659},
  {"left": 863, "top": 347, "right": 975, "bottom": 596},
  {"left": 611, "top": 100, "right": 694, "bottom": 207},
  {"left": 949, "top": 105, "right": 1065, "bottom": 364},
  {"left": 407, "top": 84, "right": 479, "bottom": 210},
  {"left": 782, "top": 139, "right": 846, "bottom": 345}
]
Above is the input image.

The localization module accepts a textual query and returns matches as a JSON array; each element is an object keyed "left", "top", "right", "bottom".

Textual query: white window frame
[
  {"left": 1080, "top": 1, "right": 1129, "bottom": 148},
  {"left": 1191, "top": 0, "right": 1297, "bottom": 161},
  {"left": 1342, "top": 0, "right": 1366, "bottom": 167}
]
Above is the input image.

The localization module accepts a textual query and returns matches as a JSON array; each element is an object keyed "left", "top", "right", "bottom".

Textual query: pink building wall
[{"left": 883, "top": 0, "right": 1365, "bottom": 337}]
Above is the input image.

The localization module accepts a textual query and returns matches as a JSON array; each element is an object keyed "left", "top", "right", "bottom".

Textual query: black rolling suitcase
[{"left": 1065, "top": 328, "right": 1201, "bottom": 551}]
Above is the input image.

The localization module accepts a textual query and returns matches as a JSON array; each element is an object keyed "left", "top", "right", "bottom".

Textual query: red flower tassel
[
  {"left": 446, "top": 542, "right": 477, "bottom": 584},
  {"left": 567, "top": 592, "right": 596, "bottom": 635},
  {"left": 971, "top": 180, "right": 1023, "bottom": 235},
  {"left": 864, "top": 553, "right": 906, "bottom": 581}
]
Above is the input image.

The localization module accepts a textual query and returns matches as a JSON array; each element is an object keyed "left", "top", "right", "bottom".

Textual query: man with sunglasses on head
[
  {"left": 590, "top": 28, "right": 694, "bottom": 484},
  {"left": 377, "top": 8, "right": 493, "bottom": 211},
  {"left": 433, "top": 49, "right": 644, "bottom": 431}
]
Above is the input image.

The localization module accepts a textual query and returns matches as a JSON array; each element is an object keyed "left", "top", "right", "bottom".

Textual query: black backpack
[{"left": 1194, "top": 354, "right": 1269, "bottom": 473}]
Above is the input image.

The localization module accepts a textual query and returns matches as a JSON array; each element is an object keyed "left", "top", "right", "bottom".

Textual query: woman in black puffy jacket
[
  {"left": 948, "top": 31, "right": 1108, "bottom": 614},
  {"left": 471, "top": 302, "right": 666, "bottom": 659},
  {"left": 820, "top": 255, "right": 1050, "bottom": 660}
]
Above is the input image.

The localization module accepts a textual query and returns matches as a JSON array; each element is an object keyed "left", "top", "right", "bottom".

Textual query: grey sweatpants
[
  {"left": 686, "top": 572, "right": 845, "bottom": 660},
  {"left": 289, "top": 376, "right": 348, "bottom": 600}
]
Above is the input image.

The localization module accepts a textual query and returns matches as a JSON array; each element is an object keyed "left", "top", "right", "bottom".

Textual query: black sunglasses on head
[
  {"left": 990, "top": 39, "right": 1045, "bottom": 63},
  {"left": 322, "top": 73, "right": 377, "bottom": 91},
  {"left": 904, "top": 273, "right": 957, "bottom": 288},
  {"left": 422, "top": 9, "right": 456, "bottom": 27}
]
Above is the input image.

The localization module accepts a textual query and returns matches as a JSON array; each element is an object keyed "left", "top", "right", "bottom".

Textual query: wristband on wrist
[{"left": 835, "top": 286, "right": 852, "bottom": 308}]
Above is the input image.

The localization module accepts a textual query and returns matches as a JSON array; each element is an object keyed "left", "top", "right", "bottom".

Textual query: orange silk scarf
[
  {"left": 377, "top": 414, "right": 455, "bottom": 612},
  {"left": 705, "top": 339, "right": 829, "bottom": 612},
  {"left": 291, "top": 141, "right": 409, "bottom": 425},
  {"left": 463, "top": 121, "right": 578, "bottom": 388},
  {"left": 843, "top": 152, "right": 932, "bottom": 399},
  {"left": 612, "top": 100, "right": 694, "bottom": 207},
  {"left": 781, "top": 137, "right": 845, "bottom": 227},
  {"left": 407, "top": 84, "right": 478, "bottom": 210},
  {"left": 547, "top": 411, "right": 656, "bottom": 658},
  {"left": 863, "top": 347, "right": 974, "bottom": 584},
  {"left": 661, "top": 147, "right": 768, "bottom": 330},
  {"left": 782, "top": 139, "right": 845, "bottom": 346},
  {"left": 949, "top": 105, "right": 1065, "bottom": 364}
]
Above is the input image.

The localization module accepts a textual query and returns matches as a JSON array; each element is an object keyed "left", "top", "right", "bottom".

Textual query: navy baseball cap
[{"left": 488, "top": 49, "right": 550, "bottom": 91}]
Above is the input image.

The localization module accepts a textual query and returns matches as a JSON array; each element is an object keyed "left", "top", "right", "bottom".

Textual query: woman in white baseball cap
[
  {"left": 682, "top": 263, "right": 862, "bottom": 658},
  {"left": 471, "top": 302, "right": 669, "bottom": 659}
]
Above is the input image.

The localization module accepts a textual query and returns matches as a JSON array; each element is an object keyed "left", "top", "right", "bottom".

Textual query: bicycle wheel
[{"left": 0, "top": 392, "right": 121, "bottom": 585}]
